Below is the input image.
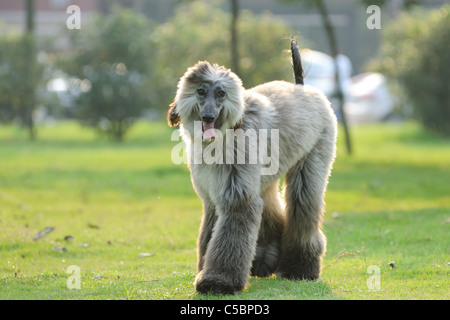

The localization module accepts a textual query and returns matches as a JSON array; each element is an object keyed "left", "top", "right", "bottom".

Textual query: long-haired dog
[{"left": 168, "top": 39, "right": 337, "bottom": 294}]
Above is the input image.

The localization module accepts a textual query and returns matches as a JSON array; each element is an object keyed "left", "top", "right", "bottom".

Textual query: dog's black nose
[{"left": 202, "top": 114, "right": 215, "bottom": 123}]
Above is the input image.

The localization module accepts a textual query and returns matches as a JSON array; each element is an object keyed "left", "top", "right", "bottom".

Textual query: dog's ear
[{"left": 167, "top": 102, "right": 181, "bottom": 127}]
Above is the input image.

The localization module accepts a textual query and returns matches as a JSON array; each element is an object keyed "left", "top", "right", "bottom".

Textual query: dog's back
[
  {"left": 244, "top": 38, "right": 334, "bottom": 149},
  {"left": 242, "top": 38, "right": 335, "bottom": 181}
]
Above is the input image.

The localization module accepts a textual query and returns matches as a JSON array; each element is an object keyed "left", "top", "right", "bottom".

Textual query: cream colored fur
[{"left": 168, "top": 61, "right": 337, "bottom": 295}]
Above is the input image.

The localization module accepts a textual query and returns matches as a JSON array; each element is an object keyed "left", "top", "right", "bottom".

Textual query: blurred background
[{"left": 0, "top": 0, "right": 448, "bottom": 143}]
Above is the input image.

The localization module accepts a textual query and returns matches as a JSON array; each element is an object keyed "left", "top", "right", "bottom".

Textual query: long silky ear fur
[{"left": 167, "top": 102, "right": 181, "bottom": 126}]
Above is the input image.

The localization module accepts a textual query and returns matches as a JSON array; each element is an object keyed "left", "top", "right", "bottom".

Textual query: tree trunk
[
  {"left": 316, "top": 0, "right": 352, "bottom": 155},
  {"left": 230, "top": 0, "right": 240, "bottom": 76},
  {"left": 25, "top": 0, "right": 36, "bottom": 140}
]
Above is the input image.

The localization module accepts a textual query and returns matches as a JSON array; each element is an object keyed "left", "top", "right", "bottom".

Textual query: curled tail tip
[
  {"left": 290, "top": 37, "right": 304, "bottom": 85},
  {"left": 290, "top": 37, "right": 298, "bottom": 48}
]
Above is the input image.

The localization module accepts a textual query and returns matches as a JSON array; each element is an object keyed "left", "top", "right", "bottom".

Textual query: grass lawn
[{"left": 0, "top": 120, "right": 448, "bottom": 300}]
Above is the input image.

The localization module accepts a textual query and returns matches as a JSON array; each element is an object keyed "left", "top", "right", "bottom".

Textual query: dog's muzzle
[{"left": 201, "top": 113, "right": 216, "bottom": 141}]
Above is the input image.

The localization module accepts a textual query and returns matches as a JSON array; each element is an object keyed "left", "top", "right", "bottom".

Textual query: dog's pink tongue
[{"left": 202, "top": 122, "right": 216, "bottom": 141}]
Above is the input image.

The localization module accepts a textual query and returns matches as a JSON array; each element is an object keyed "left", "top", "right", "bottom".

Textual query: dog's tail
[{"left": 290, "top": 38, "right": 304, "bottom": 85}]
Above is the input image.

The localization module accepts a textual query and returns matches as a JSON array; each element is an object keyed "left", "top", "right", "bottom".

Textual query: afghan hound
[{"left": 167, "top": 39, "right": 337, "bottom": 295}]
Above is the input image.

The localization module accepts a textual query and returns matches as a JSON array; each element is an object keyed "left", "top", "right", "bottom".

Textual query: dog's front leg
[
  {"left": 194, "top": 195, "right": 263, "bottom": 295},
  {"left": 197, "top": 198, "right": 217, "bottom": 272}
]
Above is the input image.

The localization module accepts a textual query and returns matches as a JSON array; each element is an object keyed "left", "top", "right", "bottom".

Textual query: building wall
[{"left": 0, "top": 0, "right": 99, "bottom": 35}]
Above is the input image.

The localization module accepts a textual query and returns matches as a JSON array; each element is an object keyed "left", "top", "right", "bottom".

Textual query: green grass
[{"left": 0, "top": 121, "right": 448, "bottom": 300}]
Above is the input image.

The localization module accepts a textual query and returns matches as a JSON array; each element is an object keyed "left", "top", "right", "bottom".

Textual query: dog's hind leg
[
  {"left": 277, "top": 135, "right": 335, "bottom": 280},
  {"left": 251, "top": 182, "right": 285, "bottom": 277}
]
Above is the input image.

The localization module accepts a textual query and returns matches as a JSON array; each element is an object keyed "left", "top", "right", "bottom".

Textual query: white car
[
  {"left": 344, "top": 72, "right": 393, "bottom": 124},
  {"left": 301, "top": 50, "right": 393, "bottom": 125}
]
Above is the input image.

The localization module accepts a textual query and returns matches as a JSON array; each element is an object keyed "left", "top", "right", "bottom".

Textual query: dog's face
[
  {"left": 195, "top": 81, "right": 227, "bottom": 140},
  {"left": 168, "top": 61, "right": 245, "bottom": 141}
]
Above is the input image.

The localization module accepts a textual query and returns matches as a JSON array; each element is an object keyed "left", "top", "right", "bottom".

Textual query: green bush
[
  {"left": 0, "top": 34, "right": 43, "bottom": 139},
  {"left": 372, "top": 5, "right": 450, "bottom": 136},
  {"left": 59, "top": 8, "right": 154, "bottom": 141}
]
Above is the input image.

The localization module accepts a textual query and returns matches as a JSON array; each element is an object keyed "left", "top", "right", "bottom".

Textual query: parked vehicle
[
  {"left": 301, "top": 50, "right": 393, "bottom": 124},
  {"left": 344, "top": 72, "right": 393, "bottom": 124}
]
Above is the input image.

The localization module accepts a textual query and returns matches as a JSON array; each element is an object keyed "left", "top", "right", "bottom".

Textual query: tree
[
  {"left": 23, "top": 0, "right": 37, "bottom": 140},
  {"left": 371, "top": 5, "right": 450, "bottom": 136},
  {"left": 315, "top": 0, "right": 352, "bottom": 155},
  {"left": 230, "top": 0, "right": 240, "bottom": 76},
  {"left": 59, "top": 8, "right": 154, "bottom": 141},
  {"left": 279, "top": 0, "right": 352, "bottom": 154},
  {"left": 0, "top": 0, "right": 42, "bottom": 140}
]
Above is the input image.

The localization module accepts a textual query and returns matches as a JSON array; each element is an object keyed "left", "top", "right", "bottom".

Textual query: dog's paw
[
  {"left": 276, "top": 257, "right": 321, "bottom": 281},
  {"left": 251, "top": 259, "right": 277, "bottom": 278},
  {"left": 251, "top": 243, "right": 280, "bottom": 277},
  {"left": 194, "top": 270, "right": 246, "bottom": 295},
  {"left": 276, "top": 269, "right": 320, "bottom": 281}
]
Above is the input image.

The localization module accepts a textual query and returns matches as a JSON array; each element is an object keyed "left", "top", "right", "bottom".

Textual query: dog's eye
[
  {"left": 217, "top": 90, "right": 226, "bottom": 98},
  {"left": 197, "top": 88, "right": 206, "bottom": 96}
]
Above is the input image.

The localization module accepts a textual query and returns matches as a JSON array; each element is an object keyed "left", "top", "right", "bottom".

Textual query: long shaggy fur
[{"left": 168, "top": 40, "right": 337, "bottom": 295}]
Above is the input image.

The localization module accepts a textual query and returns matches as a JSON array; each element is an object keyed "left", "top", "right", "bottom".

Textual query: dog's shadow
[{"left": 194, "top": 276, "right": 333, "bottom": 299}]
